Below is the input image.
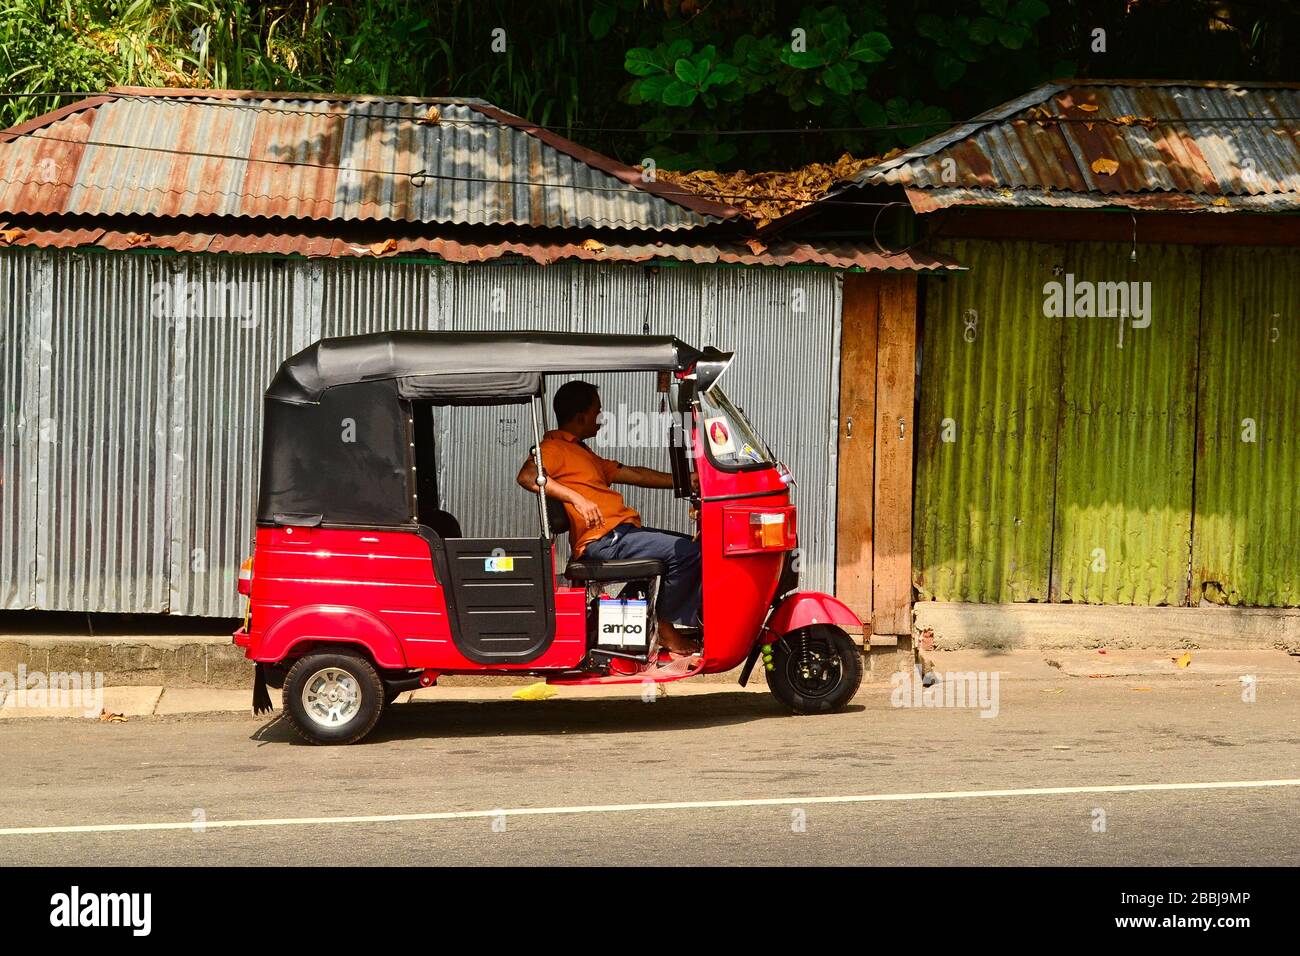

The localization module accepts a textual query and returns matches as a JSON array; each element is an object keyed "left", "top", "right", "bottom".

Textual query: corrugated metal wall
[
  {"left": 0, "top": 251, "right": 840, "bottom": 617},
  {"left": 1050, "top": 242, "right": 1201, "bottom": 605},
  {"left": 169, "top": 256, "right": 299, "bottom": 615},
  {"left": 44, "top": 254, "right": 172, "bottom": 611},
  {"left": 0, "top": 252, "right": 43, "bottom": 608},
  {"left": 917, "top": 238, "right": 1300, "bottom": 608},
  {"left": 1192, "top": 247, "right": 1300, "bottom": 606},
  {"left": 915, "top": 240, "right": 1063, "bottom": 603}
]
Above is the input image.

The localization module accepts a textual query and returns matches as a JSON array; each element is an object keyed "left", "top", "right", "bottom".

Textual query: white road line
[{"left": 2, "top": 778, "right": 1297, "bottom": 837}]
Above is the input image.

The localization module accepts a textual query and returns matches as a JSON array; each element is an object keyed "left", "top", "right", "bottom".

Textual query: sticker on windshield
[{"left": 704, "top": 417, "right": 735, "bottom": 456}]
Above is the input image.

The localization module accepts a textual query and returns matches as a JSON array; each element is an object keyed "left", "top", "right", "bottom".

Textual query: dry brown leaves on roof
[{"left": 653, "top": 152, "right": 885, "bottom": 226}]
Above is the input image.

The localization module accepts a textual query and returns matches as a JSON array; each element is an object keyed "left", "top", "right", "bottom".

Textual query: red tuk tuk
[{"left": 235, "top": 331, "right": 863, "bottom": 744}]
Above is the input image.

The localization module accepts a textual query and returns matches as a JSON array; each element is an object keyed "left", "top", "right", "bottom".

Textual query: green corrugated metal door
[
  {"left": 1192, "top": 247, "right": 1300, "bottom": 606},
  {"left": 915, "top": 240, "right": 1063, "bottom": 603},
  {"left": 1049, "top": 242, "right": 1202, "bottom": 605}
]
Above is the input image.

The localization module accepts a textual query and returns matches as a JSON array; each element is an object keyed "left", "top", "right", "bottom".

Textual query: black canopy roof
[{"left": 268, "top": 331, "right": 702, "bottom": 404}]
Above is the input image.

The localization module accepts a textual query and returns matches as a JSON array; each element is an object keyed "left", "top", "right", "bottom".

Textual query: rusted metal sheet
[
  {"left": 903, "top": 186, "right": 1297, "bottom": 213},
  {"left": 862, "top": 80, "right": 1300, "bottom": 212},
  {"left": 0, "top": 221, "right": 962, "bottom": 271},
  {"left": 1192, "top": 246, "right": 1300, "bottom": 606},
  {"left": 914, "top": 239, "right": 1064, "bottom": 603},
  {"left": 0, "top": 90, "right": 732, "bottom": 230},
  {"left": 1049, "top": 242, "right": 1201, "bottom": 605}
]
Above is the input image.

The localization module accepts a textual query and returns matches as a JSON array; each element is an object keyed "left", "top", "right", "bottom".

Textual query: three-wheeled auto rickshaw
[{"left": 235, "top": 331, "right": 864, "bottom": 744}]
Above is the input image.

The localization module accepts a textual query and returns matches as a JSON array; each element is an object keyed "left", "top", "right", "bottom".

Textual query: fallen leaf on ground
[
  {"left": 369, "top": 238, "right": 397, "bottom": 256},
  {"left": 581, "top": 238, "right": 605, "bottom": 253},
  {"left": 1174, "top": 652, "right": 1193, "bottom": 668},
  {"left": 1045, "top": 659, "right": 1062, "bottom": 669},
  {"left": 512, "top": 682, "right": 557, "bottom": 701},
  {"left": 416, "top": 106, "right": 441, "bottom": 126},
  {"left": 1087, "top": 673, "right": 1115, "bottom": 679},
  {"left": 1098, "top": 649, "right": 1107, "bottom": 655},
  {"left": 125, "top": 232, "right": 151, "bottom": 246},
  {"left": 0, "top": 227, "right": 23, "bottom": 245},
  {"left": 745, "top": 238, "right": 768, "bottom": 255},
  {"left": 1131, "top": 686, "right": 1153, "bottom": 692},
  {"left": 99, "top": 709, "right": 127, "bottom": 722},
  {"left": 1211, "top": 196, "right": 1230, "bottom": 207},
  {"left": 1091, "top": 157, "right": 1120, "bottom": 176}
]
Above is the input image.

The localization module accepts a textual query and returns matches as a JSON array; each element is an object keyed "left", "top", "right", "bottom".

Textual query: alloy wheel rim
[{"left": 302, "top": 667, "right": 362, "bottom": 728}]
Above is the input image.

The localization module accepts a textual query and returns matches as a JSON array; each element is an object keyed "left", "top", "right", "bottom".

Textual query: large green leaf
[
  {"left": 588, "top": 3, "right": 617, "bottom": 39},
  {"left": 703, "top": 62, "right": 739, "bottom": 89},
  {"left": 848, "top": 31, "right": 891, "bottom": 62},
  {"left": 821, "top": 61, "right": 854, "bottom": 95},
  {"left": 624, "top": 47, "right": 663, "bottom": 76},
  {"left": 855, "top": 96, "right": 887, "bottom": 128},
  {"left": 673, "top": 56, "right": 702, "bottom": 85},
  {"left": 636, "top": 73, "right": 675, "bottom": 102},
  {"left": 998, "top": 22, "right": 1032, "bottom": 49},
  {"left": 781, "top": 47, "right": 832, "bottom": 69},
  {"left": 933, "top": 52, "right": 966, "bottom": 88},
  {"left": 969, "top": 17, "right": 999, "bottom": 45},
  {"left": 661, "top": 79, "right": 698, "bottom": 106}
]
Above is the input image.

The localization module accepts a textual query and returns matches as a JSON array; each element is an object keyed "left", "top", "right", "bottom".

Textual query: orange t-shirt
[{"left": 539, "top": 429, "right": 641, "bottom": 555}]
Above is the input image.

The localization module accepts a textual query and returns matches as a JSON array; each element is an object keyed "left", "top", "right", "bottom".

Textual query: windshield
[{"left": 699, "top": 385, "right": 774, "bottom": 469}]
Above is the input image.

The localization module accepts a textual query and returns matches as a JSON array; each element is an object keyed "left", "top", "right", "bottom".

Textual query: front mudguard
[{"left": 739, "top": 591, "right": 863, "bottom": 687}]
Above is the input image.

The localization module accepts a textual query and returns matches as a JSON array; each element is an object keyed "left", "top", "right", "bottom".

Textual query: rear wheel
[
  {"left": 283, "top": 650, "right": 385, "bottom": 745},
  {"left": 767, "top": 625, "right": 863, "bottom": 714}
]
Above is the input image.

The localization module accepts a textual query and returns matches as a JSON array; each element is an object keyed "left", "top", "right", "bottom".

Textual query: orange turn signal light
[{"left": 750, "top": 511, "right": 786, "bottom": 549}]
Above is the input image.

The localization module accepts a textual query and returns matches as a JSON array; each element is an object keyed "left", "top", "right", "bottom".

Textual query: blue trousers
[{"left": 583, "top": 523, "right": 702, "bottom": 627}]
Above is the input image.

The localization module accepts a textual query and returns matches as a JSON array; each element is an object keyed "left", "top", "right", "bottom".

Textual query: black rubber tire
[
  {"left": 767, "top": 625, "right": 863, "bottom": 714},
  {"left": 282, "top": 650, "right": 385, "bottom": 745}
]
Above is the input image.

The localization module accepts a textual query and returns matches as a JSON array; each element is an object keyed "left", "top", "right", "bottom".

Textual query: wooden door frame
[{"left": 835, "top": 272, "right": 918, "bottom": 638}]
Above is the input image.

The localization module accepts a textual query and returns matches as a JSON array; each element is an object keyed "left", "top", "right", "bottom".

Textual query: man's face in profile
[{"left": 573, "top": 393, "right": 602, "bottom": 441}]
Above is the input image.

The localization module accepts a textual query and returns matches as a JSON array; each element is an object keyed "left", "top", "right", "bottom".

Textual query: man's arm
[
  {"left": 516, "top": 459, "right": 603, "bottom": 529},
  {"left": 609, "top": 464, "right": 675, "bottom": 489}
]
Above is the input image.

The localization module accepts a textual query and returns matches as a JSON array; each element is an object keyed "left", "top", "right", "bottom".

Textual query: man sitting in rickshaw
[{"left": 516, "top": 380, "right": 702, "bottom": 657}]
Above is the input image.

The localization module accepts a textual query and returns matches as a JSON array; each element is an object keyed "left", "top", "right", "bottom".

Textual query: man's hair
[{"left": 553, "top": 380, "right": 600, "bottom": 426}]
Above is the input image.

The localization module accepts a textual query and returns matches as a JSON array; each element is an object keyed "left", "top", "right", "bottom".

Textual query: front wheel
[
  {"left": 767, "top": 625, "right": 863, "bottom": 714},
  {"left": 283, "top": 650, "right": 385, "bottom": 745}
]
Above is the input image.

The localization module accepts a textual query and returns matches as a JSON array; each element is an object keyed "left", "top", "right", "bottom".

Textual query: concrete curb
[
  {"left": 1, "top": 648, "right": 1294, "bottom": 721},
  {"left": 916, "top": 602, "right": 1300, "bottom": 652}
]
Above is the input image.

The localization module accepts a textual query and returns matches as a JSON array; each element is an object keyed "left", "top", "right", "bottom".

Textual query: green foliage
[{"left": 0, "top": 0, "right": 1295, "bottom": 172}]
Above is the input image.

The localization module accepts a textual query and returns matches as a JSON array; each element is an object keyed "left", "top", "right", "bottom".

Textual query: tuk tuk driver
[{"left": 517, "top": 380, "right": 701, "bottom": 657}]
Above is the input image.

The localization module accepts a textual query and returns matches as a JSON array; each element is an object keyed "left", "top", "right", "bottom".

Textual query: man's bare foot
[{"left": 657, "top": 620, "right": 701, "bottom": 656}]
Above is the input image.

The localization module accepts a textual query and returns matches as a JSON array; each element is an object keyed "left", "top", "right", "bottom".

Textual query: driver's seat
[{"left": 546, "top": 498, "right": 666, "bottom": 582}]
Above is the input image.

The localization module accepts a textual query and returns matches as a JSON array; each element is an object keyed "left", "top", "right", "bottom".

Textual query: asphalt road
[{"left": 1, "top": 677, "right": 1297, "bottom": 866}]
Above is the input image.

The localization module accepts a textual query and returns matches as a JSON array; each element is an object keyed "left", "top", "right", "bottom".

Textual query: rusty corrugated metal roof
[
  {"left": 0, "top": 219, "right": 961, "bottom": 271},
  {"left": 859, "top": 80, "right": 1300, "bottom": 213},
  {"left": 0, "top": 88, "right": 738, "bottom": 230}
]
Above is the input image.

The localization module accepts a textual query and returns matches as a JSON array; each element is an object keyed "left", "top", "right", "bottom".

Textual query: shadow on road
[{"left": 251, "top": 691, "right": 866, "bottom": 745}]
